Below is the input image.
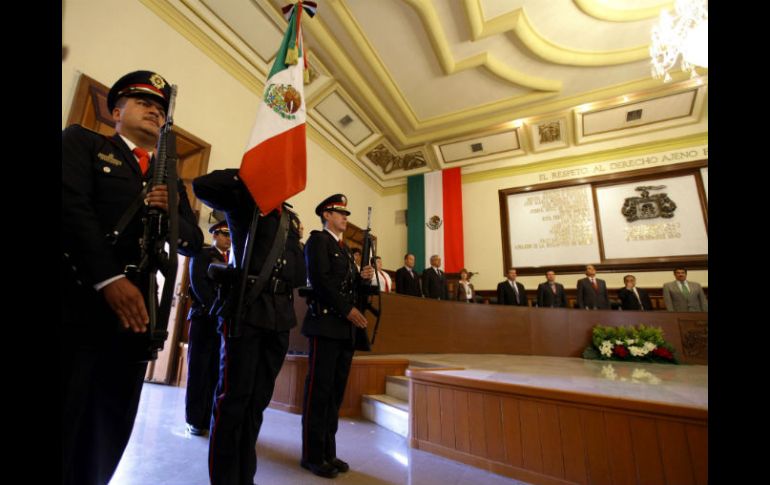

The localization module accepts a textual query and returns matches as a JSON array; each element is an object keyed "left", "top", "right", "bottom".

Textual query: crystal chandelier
[{"left": 650, "top": 0, "right": 708, "bottom": 82}]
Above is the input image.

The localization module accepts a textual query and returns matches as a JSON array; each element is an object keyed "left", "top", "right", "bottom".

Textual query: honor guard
[
  {"left": 62, "top": 70, "right": 203, "bottom": 485},
  {"left": 193, "top": 169, "right": 306, "bottom": 485},
  {"left": 184, "top": 221, "right": 231, "bottom": 437},
  {"left": 300, "top": 194, "right": 374, "bottom": 479}
]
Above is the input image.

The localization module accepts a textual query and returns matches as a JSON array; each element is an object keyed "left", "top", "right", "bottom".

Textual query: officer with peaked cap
[
  {"left": 193, "top": 169, "right": 306, "bottom": 485},
  {"left": 184, "top": 220, "right": 231, "bottom": 437},
  {"left": 62, "top": 70, "right": 203, "bottom": 485},
  {"left": 300, "top": 194, "right": 374, "bottom": 478}
]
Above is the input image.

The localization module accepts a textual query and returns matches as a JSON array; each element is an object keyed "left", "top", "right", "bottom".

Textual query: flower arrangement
[{"left": 582, "top": 324, "right": 678, "bottom": 364}]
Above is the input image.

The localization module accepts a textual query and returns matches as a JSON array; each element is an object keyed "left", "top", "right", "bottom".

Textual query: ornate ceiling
[{"left": 147, "top": 0, "right": 708, "bottom": 188}]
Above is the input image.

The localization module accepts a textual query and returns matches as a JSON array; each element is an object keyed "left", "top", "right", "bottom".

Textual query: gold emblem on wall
[
  {"left": 538, "top": 121, "right": 561, "bottom": 143},
  {"left": 621, "top": 185, "right": 677, "bottom": 222},
  {"left": 366, "top": 144, "right": 426, "bottom": 174}
]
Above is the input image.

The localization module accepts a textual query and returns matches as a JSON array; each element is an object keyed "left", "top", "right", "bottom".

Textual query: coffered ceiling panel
[{"left": 164, "top": 0, "right": 707, "bottom": 188}]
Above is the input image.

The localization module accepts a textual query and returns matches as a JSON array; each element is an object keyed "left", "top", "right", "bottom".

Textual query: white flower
[
  {"left": 629, "top": 346, "right": 649, "bottom": 357},
  {"left": 615, "top": 340, "right": 623, "bottom": 345},
  {"left": 643, "top": 341, "right": 657, "bottom": 351},
  {"left": 625, "top": 339, "right": 636, "bottom": 345},
  {"left": 599, "top": 340, "right": 613, "bottom": 357}
]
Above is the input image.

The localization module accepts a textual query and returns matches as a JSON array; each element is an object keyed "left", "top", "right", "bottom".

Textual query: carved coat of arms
[{"left": 621, "top": 185, "right": 677, "bottom": 222}]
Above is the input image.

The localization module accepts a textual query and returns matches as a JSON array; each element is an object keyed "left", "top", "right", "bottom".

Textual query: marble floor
[
  {"left": 360, "top": 354, "right": 708, "bottom": 410},
  {"left": 110, "top": 382, "right": 530, "bottom": 485}
]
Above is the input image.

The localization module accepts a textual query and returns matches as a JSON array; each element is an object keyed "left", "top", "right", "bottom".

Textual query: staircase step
[
  {"left": 385, "top": 375, "right": 409, "bottom": 401},
  {"left": 361, "top": 394, "right": 409, "bottom": 438}
]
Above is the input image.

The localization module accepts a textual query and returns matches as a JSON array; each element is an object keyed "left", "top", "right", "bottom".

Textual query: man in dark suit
[
  {"left": 576, "top": 264, "right": 610, "bottom": 309},
  {"left": 618, "top": 274, "right": 653, "bottom": 311},
  {"left": 301, "top": 194, "right": 374, "bottom": 479},
  {"left": 536, "top": 270, "right": 567, "bottom": 308},
  {"left": 193, "top": 169, "right": 306, "bottom": 485},
  {"left": 184, "top": 221, "right": 231, "bottom": 437},
  {"left": 394, "top": 253, "right": 422, "bottom": 297},
  {"left": 497, "top": 268, "right": 528, "bottom": 306},
  {"left": 62, "top": 70, "right": 203, "bottom": 485},
  {"left": 421, "top": 254, "right": 449, "bottom": 300}
]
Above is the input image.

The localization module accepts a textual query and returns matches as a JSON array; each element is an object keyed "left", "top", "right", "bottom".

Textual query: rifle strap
[
  {"left": 239, "top": 209, "right": 291, "bottom": 311},
  {"left": 106, "top": 185, "right": 149, "bottom": 244}
]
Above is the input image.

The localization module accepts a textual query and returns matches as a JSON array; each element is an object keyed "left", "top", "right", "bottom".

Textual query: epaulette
[{"left": 72, "top": 124, "right": 119, "bottom": 146}]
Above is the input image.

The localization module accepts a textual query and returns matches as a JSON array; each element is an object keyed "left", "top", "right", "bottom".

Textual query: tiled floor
[{"left": 110, "top": 382, "right": 530, "bottom": 485}]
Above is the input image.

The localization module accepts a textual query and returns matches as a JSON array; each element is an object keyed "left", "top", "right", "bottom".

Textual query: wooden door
[{"left": 65, "top": 73, "right": 211, "bottom": 384}]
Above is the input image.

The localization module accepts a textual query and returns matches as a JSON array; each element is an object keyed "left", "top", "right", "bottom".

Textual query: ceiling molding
[
  {"left": 462, "top": 0, "right": 649, "bottom": 65},
  {"left": 462, "top": 133, "right": 708, "bottom": 183},
  {"left": 141, "top": 0, "right": 265, "bottom": 95},
  {"left": 573, "top": 0, "right": 673, "bottom": 22}
]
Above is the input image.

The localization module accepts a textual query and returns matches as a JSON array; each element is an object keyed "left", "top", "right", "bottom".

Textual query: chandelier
[{"left": 650, "top": 0, "right": 708, "bottom": 82}]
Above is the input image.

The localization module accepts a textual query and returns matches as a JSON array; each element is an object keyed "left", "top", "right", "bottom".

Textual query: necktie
[
  {"left": 633, "top": 287, "right": 643, "bottom": 310},
  {"left": 550, "top": 283, "right": 556, "bottom": 295},
  {"left": 681, "top": 282, "right": 690, "bottom": 296},
  {"left": 591, "top": 278, "right": 599, "bottom": 292},
  {"left": 132, "top": 147, "right": 150, "bottom": 175},
  {"left": 380, "top": 271, "right": 389, "bottom": 292},
  {"left": 338, "top": 239, "right": 345, "bottom": 249},
  {"left": 511, "top": 281, "right": 519, "bottom": 303},
  {"left": 223, "top": 250, "right": 229, "bottom": 263}
]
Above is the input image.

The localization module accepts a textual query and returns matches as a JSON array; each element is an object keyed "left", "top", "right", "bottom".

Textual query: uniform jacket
[
  {"left": 497, "top": 280, "right": 528, "bottom": 306},
  {"left": 422, "top": 267, "right": 449, "bottom": 300},
  {"left": 62, "top": 125, "right": 203, "bottom": 337},
  {"left": 192, "top": 169, "right": 306, "bottom": 332},
  {"left": 576, "top": 277, "right": 610, "bottom": 309},
  {"left": 662, "top": 280, "right": 708, "bottom": 312},
  {"left": 188, "top": 246, "right": 227, "bottom": 319},
  {"left": 536, "top": 282, "right": 567, "bottom": 308},
  {"left": 302, "top": 229, "right": 366, "bottom": 340},
  {"left": 394, "top": 267, "right": 422, "bottom": 297},
  {"left": 618, "top": 287, "right": 654, "bottom": 311}
]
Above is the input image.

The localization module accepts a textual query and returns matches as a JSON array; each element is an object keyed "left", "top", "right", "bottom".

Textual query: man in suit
[
  {"left": 394, "top": 253, "right": 422, "bottom": 297},
  {"left": 421, "top": 254, "right": 449, "bottom": 300},
  {"left": 536, "top": 270, "right": 567, "bottom": 308},
  {"left": 617, "top": 274, "right": 653, "bottom": 311},
  {"left": 663, "top": 267, "right": 708, "bottom": 311},
  {"left": 301, "top": 194, "right": 374, "bottom": 478},
  {"left": 576, "top": 264, "right": 610, "bottom": 309},
  {"left": 184, "top": 221, "right": 231, "bottom": 437},
  {"left": 62, "top": 70, "right": 204, "bottom": 485},
  {"left": 497, "top": 268, "right": 528, "bottom": 306},
  {"left": 193, "top": 169, "right": 306, "bottom": 485}
]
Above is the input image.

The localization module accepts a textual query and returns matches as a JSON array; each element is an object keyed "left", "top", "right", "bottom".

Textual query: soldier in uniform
[
  {"left": 300, "top": 194, "right": 374, "bottom": 479},
  {"left": 62, "top": 70, "right": 203, "bottom": 485},
  {"left": 185, "top": 221, "right": 231, "bottom": 436},
  {"left": 193, "top": 169, "right": 306, "bottom": 485}
]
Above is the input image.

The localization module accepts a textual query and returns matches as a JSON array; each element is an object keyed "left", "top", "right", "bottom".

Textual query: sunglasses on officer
[{"left": 214, "top": 230, "right": 230, "bottom": 237}]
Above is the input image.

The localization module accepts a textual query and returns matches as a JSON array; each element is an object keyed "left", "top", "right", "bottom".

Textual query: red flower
[
  {"left": 613, "top": 345, "right": 628, "bottom": 358},
  {"left": 652, "top": 347, "right": 674, "bottom": 360}
]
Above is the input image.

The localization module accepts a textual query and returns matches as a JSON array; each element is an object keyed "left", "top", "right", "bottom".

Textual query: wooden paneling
[
  {"left": 356, "top": 293, "right": 707, "bottom": 364},
  {"left": 269, "top": 355, "right": 408, "bottom": 416},
  {"left": 409, "top": 371, "right": 707, "bottom": 485}
]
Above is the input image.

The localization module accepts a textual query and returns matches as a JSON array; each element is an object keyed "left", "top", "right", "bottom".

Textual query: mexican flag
[
  {"left": 238, "top": 1, "right": 316, "bottom": 213},
  {"left": 407, "top": 168, "right": 464, "bottom": 272}
]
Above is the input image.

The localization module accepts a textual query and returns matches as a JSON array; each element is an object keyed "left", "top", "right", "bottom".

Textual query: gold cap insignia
[{"left": 149, "top": 73, "right": 166, "bottom": 89}]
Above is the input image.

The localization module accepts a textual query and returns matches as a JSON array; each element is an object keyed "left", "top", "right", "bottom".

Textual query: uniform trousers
[
  {"left": 208, "top": 324, "right": 289, "bottom": 485},
  {"left": 185, "top": 314, "right": 220, "bottom": 429},
  {"left": 62, "top": 333, "right": 148, "bottom": 485},
  {"left": 301, "top": 336, "right": 354, "bottom": 464}
]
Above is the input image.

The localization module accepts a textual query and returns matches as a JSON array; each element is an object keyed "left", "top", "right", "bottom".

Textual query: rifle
[
  {"left": 354, "top": 207, "right": 381, "bottom": 351},
  {"left": 133, "top": 85, "right": 180, "bottom": 361}
]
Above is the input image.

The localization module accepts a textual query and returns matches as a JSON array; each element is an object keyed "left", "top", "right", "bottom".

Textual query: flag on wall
[
  {"left": 407, "top": 168, "right": 464, "bottom": 272},
  {"left": 238, "top": 1, "right": 317, "bottom": 213}
]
